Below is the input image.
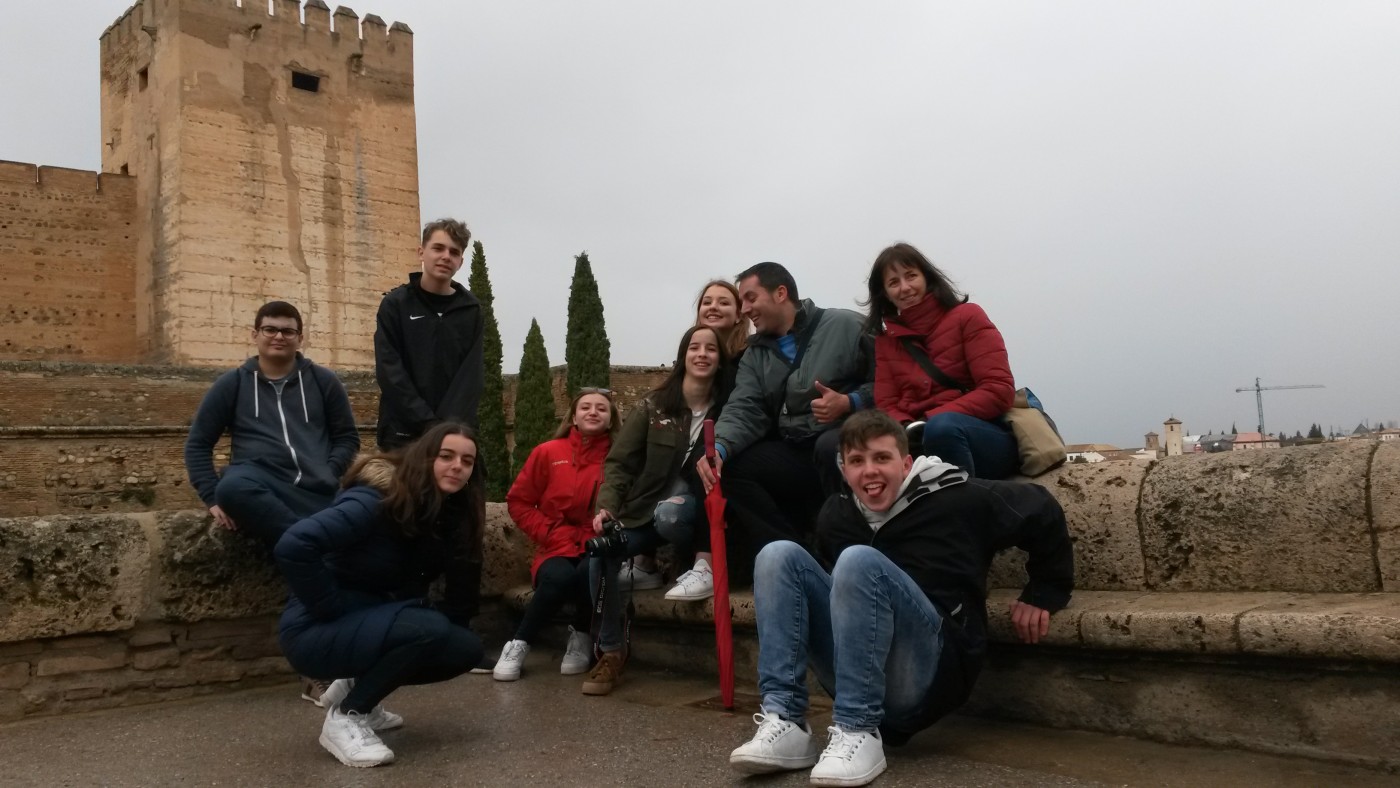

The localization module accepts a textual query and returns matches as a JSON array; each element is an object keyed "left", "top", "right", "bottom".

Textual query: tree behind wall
[
  {"left": 513, "top": 318, "right": 557, "bottom": 478},
  {"left": 564, "top": 251, "right": 611, "bottom": 397},
  {"left": 468, "top": 241, "right": 510, "bottom": 501}
]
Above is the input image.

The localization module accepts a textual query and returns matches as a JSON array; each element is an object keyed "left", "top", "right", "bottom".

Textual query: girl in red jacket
[
  {"left": 496, "top": 389, "right": 617, "bottom": 681},
  {"left": 866, "top": 243, "right": 1018, "bottom": 479}
]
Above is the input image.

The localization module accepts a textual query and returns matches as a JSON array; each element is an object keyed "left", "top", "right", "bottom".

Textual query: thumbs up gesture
[{"left": 811, "top": 380, "right": 851, "bottom": 424}]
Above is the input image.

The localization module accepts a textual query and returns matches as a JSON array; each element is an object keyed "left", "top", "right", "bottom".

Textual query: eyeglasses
[
  {"left": 579, "top": 387, "right": 613, "bottom": 396},
  {"left": 257, "top": 326, "right": 302, "bottom": 338}
]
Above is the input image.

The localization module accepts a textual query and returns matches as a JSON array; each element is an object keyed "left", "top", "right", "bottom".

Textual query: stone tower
[
  {"left": 99, "top": 0, "right": 420, "bottom": 369},
  {"left": 1144, "top": 431, "right": 1160, "bottom": 456},
  {"left": 1163, "top": 417, "right": 1183, "bottom": 457}
]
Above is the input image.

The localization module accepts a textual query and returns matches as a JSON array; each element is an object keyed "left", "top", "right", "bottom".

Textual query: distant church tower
[
  {"left": 99, "top": 0, "right": 420, "bottom": 368},
  {"left": 1163, "top": 417, "right": 1183, "bottom": 457},
  {"left": 1144, "top": 431, "right": 1160, "bottom": 456}
]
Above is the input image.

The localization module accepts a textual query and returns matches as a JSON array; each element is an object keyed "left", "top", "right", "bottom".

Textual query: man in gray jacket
[{"left": 698, "top": 262, "right": 874, "bottom": 568}]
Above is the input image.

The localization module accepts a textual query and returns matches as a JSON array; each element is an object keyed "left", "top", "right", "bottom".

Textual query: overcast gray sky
[{"left": 3, "top": 1, "right": 1398, "bottom": 447}]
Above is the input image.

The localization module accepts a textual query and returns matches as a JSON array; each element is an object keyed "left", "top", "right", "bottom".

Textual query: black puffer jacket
[{"left": 816, "top": 468, "right": 1073, "bottom": 745}]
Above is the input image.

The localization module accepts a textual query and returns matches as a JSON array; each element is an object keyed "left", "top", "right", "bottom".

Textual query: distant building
[
  {"left": 1065, "top": 443, "right": 1118, "bottom": 463},
  {"left": 1163, "top": 417, "right": 1183, "bottom": 457},
  {"left": 1231, "top": 432, "right": 1280, "bottom": 451},
  {"left": 1198, "top": 433, "right": 1235, "bottom": 453}
]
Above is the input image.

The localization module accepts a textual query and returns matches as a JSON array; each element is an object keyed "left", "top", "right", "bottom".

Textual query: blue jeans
[
  {"left": 922, "top": 412, "right": 1017, "bottom": 480},
  {"left": 215, "top": 464, "right": 333, "bottom": 546},
  {"left": 590, "top": 523, "right": 665, "bottom": 652},
  {"left": 653, "top": 477, "right": 704, "bottom": 553},
  {"left": 754, "top": 541, "right": 943, "bottom": 732}
]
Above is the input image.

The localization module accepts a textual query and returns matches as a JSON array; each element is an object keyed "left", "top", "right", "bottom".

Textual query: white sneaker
[
  {"left": 561, "top": 626, "right": 592, "bottom": 675},
  {"left": 809, "top": 726, "right": 886, "bottom": 787},
  {"left": 665, "top": 559, "right": 714, "bottom": 601},
  {"left": 319, "top": 706, "right": 395, "bottom": 768},
  {"left": 318, "top": 679, "right": 404, "bottom": 731},
  {"left": 617, "top": 563, "right": 664, "bottom": 591},
  {"left": 729, "top": 711, "right": 820, "bottom": 774},
  {"left": 493, "top": 639, "right": 530, "bottom": 681}
]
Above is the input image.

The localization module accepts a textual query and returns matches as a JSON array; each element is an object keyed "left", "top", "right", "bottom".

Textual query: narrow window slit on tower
[
  {"left": 291, "top": 71, "right": 321, "bottom": 93},
  {"left": 138, "top": 67, "right": 148, "bottom": 91}
]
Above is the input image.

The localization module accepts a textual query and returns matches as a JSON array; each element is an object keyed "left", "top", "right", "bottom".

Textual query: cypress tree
[
  {"left": 468, "top": 240, "right": 510, "bottom": 501},
  {"left": 564, "top": 251, "right": 611, "bottom": 397},
  {"left": 513, "top": 318, "right": 557, "bottom": 477}
]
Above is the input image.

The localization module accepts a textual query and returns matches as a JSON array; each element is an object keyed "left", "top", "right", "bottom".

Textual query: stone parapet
[{"left": 1, "top": 439, "right": 1397, "bottom": 767}]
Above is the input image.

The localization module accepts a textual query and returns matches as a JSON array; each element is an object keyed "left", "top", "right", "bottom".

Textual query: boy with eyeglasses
[{"left": 184, "top": 300, "right": 360, "bottom": 544}]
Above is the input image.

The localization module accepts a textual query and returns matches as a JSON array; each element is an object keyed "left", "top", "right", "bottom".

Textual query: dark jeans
[
  {"left": 922, "top": 413, "right": 1018, "bottom": 480},
  {"left": 292, "top": 605, "right": 482, "bottom": 714},
  {"left": 215, "top": 464, "right": 333, "bottom": 546},
  {"left": 516, "top": 556, "right": 592, "bottom": 643},
  {"left": 722, "top": 429, "right": 843, "bottom": 574}
]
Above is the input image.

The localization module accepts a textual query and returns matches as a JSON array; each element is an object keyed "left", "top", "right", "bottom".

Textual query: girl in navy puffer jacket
[{"left": 276, "top": 422, "right": 485, "bottom": 768}]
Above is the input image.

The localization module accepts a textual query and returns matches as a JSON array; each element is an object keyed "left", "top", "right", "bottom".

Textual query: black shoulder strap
[{"left": 899, "top": 337, "right": 969, "bottom": 394}]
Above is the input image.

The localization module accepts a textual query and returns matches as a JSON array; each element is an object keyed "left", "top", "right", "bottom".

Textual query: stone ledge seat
[{"left": 500, "top": 584, "right": 1400, "bottom": 665}]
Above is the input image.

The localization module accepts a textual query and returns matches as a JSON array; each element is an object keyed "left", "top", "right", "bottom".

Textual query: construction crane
[{"left": 1234, "top": 377, "right": 1324, "bottom": 437}]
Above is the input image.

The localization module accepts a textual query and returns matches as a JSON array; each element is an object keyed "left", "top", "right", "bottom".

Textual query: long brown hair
[
  {"left": 551, "top": 389, "right": 620, "bottom": 440},
  {"left": 695, "top": 279, "right": 751, "bottom": 358},
  {"left": 344, "top": 422, "right": 483, "bottom": 549},
  {"left": 651, "top": 325, "right": 732, "bottom": 421}
]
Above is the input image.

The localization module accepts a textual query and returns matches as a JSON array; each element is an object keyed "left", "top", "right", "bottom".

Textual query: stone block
[
  {"left": 1029, "top": 460, "right": 1148, "bottom": 591},
  {"left": 132, "top": 647, "right": 181, "bottom": 671},
  {"left": 184, "top": 619, "right": 274, "bottom": 644},
  {"left": 481, "top": 503, "right": 532, "bottom": 597},
  {"left": 153, "top": 511, "right": 285, "bottom": 622},
  {"left": 36, "top": 648, "right": 127, "bottom": 676},
  {"left": 1370, "top": 441, "right": 1400, "bottom": 592},
  {"left": 127, "top": 626, "right": 174, "bottom": 648},
  {"left": 242, "top": 656, "right": 295, "bottom": 678},
  {"left": 0, "top": 514, "right": 149, "bottom": 642},
  {"left": 1237, "top": 593, "right": 1400, "bottom": 663},
  {"left": 62, "top": 686, "right": 106, "bottom": 702},
  {"left": 985, "top": 588, "right": 1139, "bottom": 647},
  {"left": 0, "top": 662, "right": 30, "bottom": 689},
  {"left": 1138, "top": 442, "right": 1376, "bottom": 592},
  {"left": 1077, "top": 592, "right": 1296, "bottom": 655}
]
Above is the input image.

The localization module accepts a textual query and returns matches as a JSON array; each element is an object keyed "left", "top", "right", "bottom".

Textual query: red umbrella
[{"left": 703, "top": 419, "right": 735, "bottom": 709}]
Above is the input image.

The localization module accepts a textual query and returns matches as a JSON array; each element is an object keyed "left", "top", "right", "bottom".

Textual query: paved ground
[{"left": 1, "top": 652, "right": 1394, "bottom": 787}]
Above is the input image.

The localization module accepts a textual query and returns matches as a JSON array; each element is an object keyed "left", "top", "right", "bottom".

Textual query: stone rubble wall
[{"left": 2, "top": 420, "right": 1398, "bottom": 769}]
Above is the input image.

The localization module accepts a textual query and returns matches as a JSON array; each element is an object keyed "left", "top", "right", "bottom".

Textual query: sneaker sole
[
  {"left": 580, "top": 681, "right": 614, "bottom": 696},
  {"left": 665, "top": 590, "right": 715, "bottom": 601},
  {"left": 492, "top": 672, "right": 521, "bottom": 682},
  {"left": 302, "top": 693, "right": 326, "bottom": 707},
  {"left": 729, "top": 753, "right": 818, "bottom": 774},
  {"left": 318, "top": 735, "right": 394, "bottom": 768},
  {"left": 561, "top": 662, "right": 591, "bottom": 676},
  {"left": 809, "top": 758, "right": 886, "bottom": 787}
]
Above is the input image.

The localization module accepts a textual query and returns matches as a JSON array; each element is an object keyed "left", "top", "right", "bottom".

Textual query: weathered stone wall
[
  {"left": 0, "top": 362, "right": 379, "bottom": 517},
  {"left": 988, "top": 439, "right": 1399, "bottom": 594},
  {"left": 0, "top": 362, "right": 670, "bottom": 517},
  {"left": 100, "top": 0, "right": 419, "bottom": 369},
  {"left": 0, "top": 163, "right": 139, "bottom": 362}
]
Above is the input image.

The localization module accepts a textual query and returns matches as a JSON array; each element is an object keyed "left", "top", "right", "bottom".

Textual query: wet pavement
[{"left": 1, "top": 650, "right": 1394, "bottom": 787}]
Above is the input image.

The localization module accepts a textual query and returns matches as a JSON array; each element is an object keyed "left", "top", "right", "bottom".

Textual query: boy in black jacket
[
  {"left": 729, "top": 410, "right": 1073, "bottom": 787},
  {"left": 373, "top": 218, "right": 484, "bottom": 450}
]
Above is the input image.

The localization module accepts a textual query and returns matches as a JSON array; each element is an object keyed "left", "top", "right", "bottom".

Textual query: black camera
[{"left": 585, "top": 516, "right": 629, "bottom": 557}]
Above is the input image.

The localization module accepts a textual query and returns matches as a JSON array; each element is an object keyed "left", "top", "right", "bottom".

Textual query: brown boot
[{"left": 581, "top": 651, "right": 624, "bottom": 696}]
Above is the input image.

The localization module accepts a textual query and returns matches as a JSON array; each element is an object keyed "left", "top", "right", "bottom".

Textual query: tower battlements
[{"left": 100, "top": 0, "right": 413, "bottom": 76}]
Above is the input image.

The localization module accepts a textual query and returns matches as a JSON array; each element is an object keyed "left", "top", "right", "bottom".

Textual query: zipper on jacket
[{"left": 272, "top": 379, "right": 304, "bottom": 486}]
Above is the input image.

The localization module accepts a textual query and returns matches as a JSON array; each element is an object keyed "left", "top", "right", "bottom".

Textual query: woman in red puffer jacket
[
  {"left": 495, "top": 388, "right": 617, "bottom": 682},
  {"left": 866, "top": 243, "right": 1018, "bottom": 479}
]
